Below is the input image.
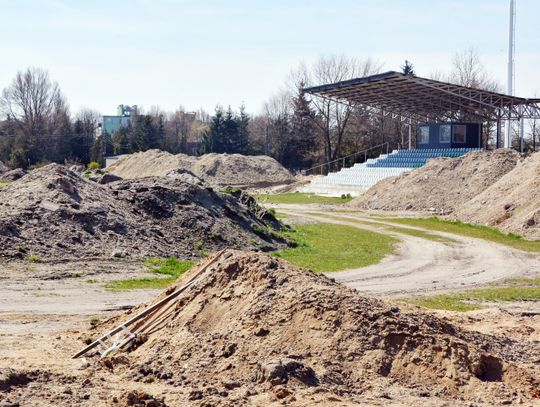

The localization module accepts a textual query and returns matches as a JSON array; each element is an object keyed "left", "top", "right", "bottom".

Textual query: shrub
[
  {"left": 87, "top": 161, "right": 101, "bottom": 170},
  {"left": 26, "top": 254, "right": 41, "bottom": 263}
]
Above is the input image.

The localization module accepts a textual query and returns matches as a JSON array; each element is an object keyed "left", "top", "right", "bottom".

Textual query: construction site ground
[{"left": 1, "top": 203, "right": 539, "bottom": 406}]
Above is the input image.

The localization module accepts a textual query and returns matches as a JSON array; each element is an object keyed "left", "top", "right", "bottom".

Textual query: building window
[
  {"left": 418, "top": 126, "right": 429, "bottom": 144},
  {"left": 453, "top": 125, "right": 466, "bottom": 143},
  {"left": 439, "top": 125, "right": 451, "bottom": 143}
]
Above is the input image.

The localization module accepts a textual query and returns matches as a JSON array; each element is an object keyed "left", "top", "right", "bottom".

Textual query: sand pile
[
  {"left": 106, "top": 150, "right": 197, "bottom": 179},
  {"left": 351, "top": 149, "right": 520, "bottom": 213},
  {"left": 0, "top": 165, "right": 284, "bottom": 260},
  {"left": 108, "top": 149, "right": 295, "bottom": 189},
  {"left": 191, "top": 153, "right": 295, "bottom": 188},
  {"left": 453, "top": 151, "right": 540, "bottom": 239},
  {"left": 83, "top": 250, "right": 539, "bottom": 406}
]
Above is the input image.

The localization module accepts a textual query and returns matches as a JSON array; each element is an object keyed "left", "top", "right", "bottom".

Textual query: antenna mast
[{"left": 505, "top": 0, "right": 516, "bottom": 148}]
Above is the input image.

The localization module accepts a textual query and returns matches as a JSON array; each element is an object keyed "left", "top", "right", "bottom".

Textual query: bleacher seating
[{"left": 300, "top": 148, "right": 479, "bottom": 197}]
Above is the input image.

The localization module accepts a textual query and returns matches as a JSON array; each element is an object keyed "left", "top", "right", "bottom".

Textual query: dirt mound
[
  {"left": 0, "top": 164, "right": 284, "bottom": 260},
  {"left": 0, "top": 168, "right": 26, "bottom": 181},
  {"left": 107, "top": 150, "right": 197, "bottom": 179},
  {"left": 87, "top": 250, "right": 539, "bottom": 405},
  {"left": 351, "top": 149, "right": 520, "bottom": 213},
  {"left": 191, "top": 153, "right": 295, "bottom": 188},
  {"left": 453, "top": 151, "right": 540, "bottom": 239},
  {"left": 108, "top": 149, "right": 295, "bottom": 189}
]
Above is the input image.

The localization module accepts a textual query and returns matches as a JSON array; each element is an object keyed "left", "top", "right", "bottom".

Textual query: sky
[{"left": 1, "top": 0, "right": 538, "bottom": 116}]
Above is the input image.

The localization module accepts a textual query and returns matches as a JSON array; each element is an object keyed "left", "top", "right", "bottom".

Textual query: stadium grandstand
[{"left": 300, "top": 71, "right": 540, "bottom": 196}]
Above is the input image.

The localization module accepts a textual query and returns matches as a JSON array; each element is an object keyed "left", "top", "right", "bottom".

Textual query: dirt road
[{"left": 276, "top": 204, "right": 539, "bottom": 298}]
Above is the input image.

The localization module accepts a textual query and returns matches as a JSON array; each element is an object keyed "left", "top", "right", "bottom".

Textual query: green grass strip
[
  {"left": 106, "top": 258, "right": 195, "bottom": 290},
  {"left": 274, "top": 222, "right": 397, "bottom": 272},
  {"left": 385, "top": 226, "right": 458, "bottom": 244},
  {"left": 306, "top": 212, "right": 458, "bottom": 244},
  {"left": 376, "top": 217, "right": 540, "bottom": 252},
  {"left": 408, "top": 278, "right": 540, "bottom": 312},
  {"left": 257, "top": 192, "right": 352, "bottom": 205}
]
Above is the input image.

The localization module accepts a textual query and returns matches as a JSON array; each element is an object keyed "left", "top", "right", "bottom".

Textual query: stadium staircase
[{"left": 300, "top": 148, "right": 479, "bottom": 197}]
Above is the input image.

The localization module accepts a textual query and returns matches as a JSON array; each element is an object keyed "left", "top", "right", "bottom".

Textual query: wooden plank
[{"left": 72, "top": 249, "right": 227, "bottom": 358}]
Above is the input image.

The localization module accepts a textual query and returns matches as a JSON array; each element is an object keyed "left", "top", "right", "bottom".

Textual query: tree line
[{"left": 1, "top": 51, "right": 538, "bottom": 171}]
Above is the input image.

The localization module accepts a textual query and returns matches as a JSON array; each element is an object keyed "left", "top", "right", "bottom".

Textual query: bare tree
[
  {"left": 291, "top": 55, "right": 383, "bottom": 164},
  {"left": 0, "top": 67, "right": 67, "bottom": 138},
  {"left": 261, "top": 90, "right": 292, "bottom": 161},
  {"left": 449, "top": 48, "right": 501, "bottom": 91},
  {"left": 0, "top": 67, "right": 69, "bottom": 164}
]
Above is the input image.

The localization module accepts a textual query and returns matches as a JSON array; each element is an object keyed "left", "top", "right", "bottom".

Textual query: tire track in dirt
[{"left": 277, "top": 205, "right": 539, "bottom": 297}]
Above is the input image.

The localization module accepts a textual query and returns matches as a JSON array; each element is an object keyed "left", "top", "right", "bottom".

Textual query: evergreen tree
[
  {"left": 287, "top": 86, "right": 317, "bottom": 169},
  {"left": 236, "top": 104, "right": 250, "bottom": 154},
  {"left": 200, "top": 106, "right": 226, "bottom": 153},
  {"left": 401, "top": 60, "right": 415, "bottom": 76},
  {"left": 222, "top": 106, "right": 238, "bottom": 153},
  {"left": 90, "top": 135, "right": 105, "bottom": 166},
  {"left": 112, "top": 126, "right": 130, "bottom": 155}
]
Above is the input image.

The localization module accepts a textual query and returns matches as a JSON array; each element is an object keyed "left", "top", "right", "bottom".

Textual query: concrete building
[{"left": 100, "top": 104, "right": 138, "bottom": 136}]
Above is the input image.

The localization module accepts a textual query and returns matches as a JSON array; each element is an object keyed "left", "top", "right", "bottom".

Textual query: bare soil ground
[{"left": 1, "top": 203, "right": 539, "bottom": 406}]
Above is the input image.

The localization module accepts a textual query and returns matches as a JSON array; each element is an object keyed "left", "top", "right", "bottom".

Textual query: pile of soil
[
  {"left": 191, "top": 153, "right": 295, "bottom": 188},
  {"left": 0, "top": 164, "right": 284, "bottom": 260},
  {"left": 108, "top": 149, "right": 295, "bottom": 189},
  {"left": 0, "top": 168, "right": 26, "bottom": 181},
  {"left": 351, "top": 149, "right": 520, "bottom": 213},
  {"left": 106, "top": 150, "right": 197, "bottom": 180},
  {"left": 453, "top": 151, "right": 540, "bottom": 239},
  {"left": 80, "top": 250, "right": 539, "bottom": 405}
]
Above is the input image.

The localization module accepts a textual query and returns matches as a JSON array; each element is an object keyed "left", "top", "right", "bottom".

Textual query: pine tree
[
  {"left": 287, "top": 86, "right": 317, "bottom": 169},
  {"left": 222, "top": 106, "right": 238, "bottom": 153},
  {"left": 201, "top": 107, "right": 226, "bottom": 153},
  {"left": 401, "top": 60, "right": 415, "bottom": 76},
  {"left": 236, "top": 104, "right": 250, "bottom": 154}
]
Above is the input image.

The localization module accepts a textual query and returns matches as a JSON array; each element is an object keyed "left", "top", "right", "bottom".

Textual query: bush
[
  {"left": 26, "top": 254, "right": 41, "bottom": 263},
  {"left": 87, "top": 161, "right": 101, "bottom": 170}
]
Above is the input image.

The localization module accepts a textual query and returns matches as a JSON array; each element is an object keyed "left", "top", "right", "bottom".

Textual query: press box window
[
  {"left": 453, "top": 125, "right": 466, "bottom": 143},
  {"left": 418, "top": 126, "right": 429, "bottom": 144},
  {"left": 439, "top": 125, "right": 451, "bottom": 143}
]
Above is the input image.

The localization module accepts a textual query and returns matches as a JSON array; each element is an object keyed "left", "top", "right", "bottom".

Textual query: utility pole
[{"left": 505, "top": 0, "right": 516, "bottom": 148}]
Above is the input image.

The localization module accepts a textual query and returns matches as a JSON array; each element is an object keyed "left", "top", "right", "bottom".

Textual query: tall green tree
[
  {"left": 200, "top": 106, "right": 250, "bottom": 154},
  {"left": 200, "top": 106, "right": 226, "bottom": 153},
  {"left": 286, "top": 85, "right": 317, "bottom": 169},
  {"left": 236, "top": 104, "right": 250, "bottom": 154}
]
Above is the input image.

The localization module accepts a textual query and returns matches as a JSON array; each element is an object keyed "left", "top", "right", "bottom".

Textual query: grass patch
[
  {"left": 143, "top": 257, "right": 194, "bottom": 276},
  {"left": 274, "top": 222, "right": 397, "bottom": 272},
  {"left": 0, "top": 180, "right": 12, "bottom": 189},
  {"left": 377, "top": 217, "right": 540, "bottom": 252},
  {"left": 409, "top": 278, "right": 540, "bottom": 312},
  {"left": 385, "top": 226, "right": 458, "bottom": 244},
  {"left": 257, "top": 192, "right": 352, "bottom": 205},
  {"left": 307, "top": 212, "right": 458, "bottom": 244},
  {"left": 106, "top": 257, "right": 195, "bottom": 290},
  {"left": 26, "top": 254, "right": 41, "bottom": 263}
]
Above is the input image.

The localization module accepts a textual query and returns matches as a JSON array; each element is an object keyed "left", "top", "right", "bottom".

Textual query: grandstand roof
[{"left": 304, "top": 71, "right": 540, "bottom": 122}]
